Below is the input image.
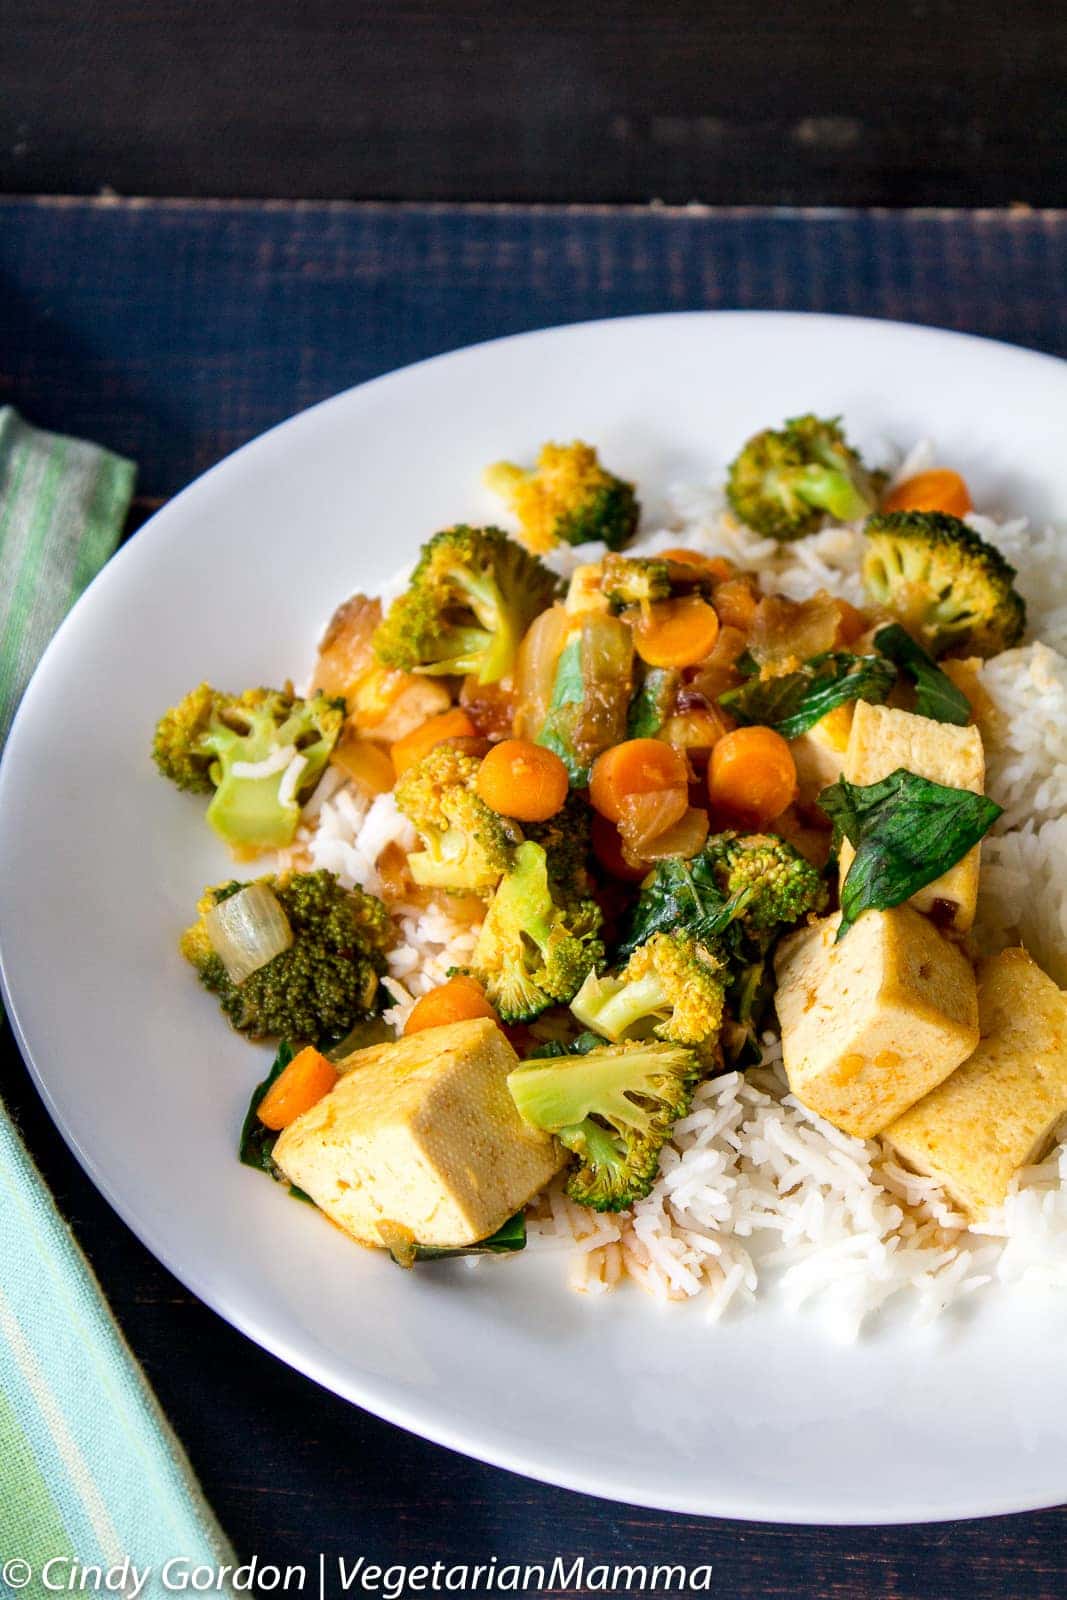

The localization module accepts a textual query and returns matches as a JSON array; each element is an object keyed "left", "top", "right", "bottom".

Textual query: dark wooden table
[{"left": 3, "top": 199, "right": 1067, "bottom": 1597}]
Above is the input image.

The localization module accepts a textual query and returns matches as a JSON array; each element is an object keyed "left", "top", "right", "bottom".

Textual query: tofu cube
[
  {"left": 886, "top": 948, "right": 1067, "bottom": 1217},
  {"left": 839, "top": 701, "right": 985, "bottom": 932},
  {"left": 774, "top": 907, "right": 979, "bottom": 1138},
  {"left": 790, "top": 702, "right": 855, "bottom": 809},
  {"left": 273, "top": 1018, "right": 565, "bottom": 1249}
]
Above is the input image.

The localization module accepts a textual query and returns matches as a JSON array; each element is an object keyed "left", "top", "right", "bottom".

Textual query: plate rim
[{"left": 3, "top": 308, "right": 1067, "bottom": 1526}]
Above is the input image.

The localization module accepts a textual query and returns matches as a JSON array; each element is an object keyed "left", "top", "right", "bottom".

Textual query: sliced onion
[
  {"left": 616, "top": 786, "right": 688, "bottom": 858},
  {"left": 204, "top": 883, "right": 293, "bottom": 983},
  {"left": 514, "top": 604, "right": 570, "bottom": 739},
  {"left": 639, "top": 806, "right": 710, "bottom": 862}
]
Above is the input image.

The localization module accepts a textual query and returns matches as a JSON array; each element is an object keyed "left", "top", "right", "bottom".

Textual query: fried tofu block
[
  {"left": 839, "top": 702, "right": 985, "bottom": 932},
  {"left": 790, "top": 702, "right": 855, "bottom": 810},
  {"left": 273, "top": 1018, "right": 565, "bottom": 1249},
  {"left": 886, "top": 949, "right": 1067, "bottom": 1217},
  {"left": 774, "top": 907, "right": 979, "bottom": 1138}
]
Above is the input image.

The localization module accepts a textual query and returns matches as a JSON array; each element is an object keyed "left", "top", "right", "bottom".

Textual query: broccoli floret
[
  {"left": 469, "top": 841, "right": 604, "bottom": 1022},
  {"left": 153, "top": 683, "right": 344, "bottom": 850},
  {"left": 726, "top": 414, "right": 882, "bottom": 541},
  {"left": 394, "top": 744, "right": 520, "bottom": 893},
  {"left": 485, "top": 441, "right": 639, "bottom": 553},
  {"left": 373, "top": 525, "right": 558, "bottom": 686},
  {"left": 523, "top": 790, "right": 596, "bottom": 899},
  {"left": 699, "top": 831, "right": 829, "bottom": 945},
  {"left": 181, "top": 869, "right": 389, "bottom": 1045},
  {"left": 507, "top": 1040, "right": 699, "bottom": 1211},
  {"left": 861, "top": 510, "right": 1026, "bottom": 658},
  {"left": 571, "top": 929, "right": 726, "bottom": 1061},
  {"left": 600, "top": 554, "right": 671, "bottom": 609}
]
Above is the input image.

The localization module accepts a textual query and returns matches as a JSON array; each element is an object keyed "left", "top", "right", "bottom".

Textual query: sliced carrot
[
  {"left": 712, "top": 574, "right": 760, "bottom": 632},
  {"left": 707, "top": 725, "right": 797, "bottom": 827},
  {"left": 591, "top": 811, "right": 649, "bottom": 882},
  {"left": 589, "top": 738, "right": 689, "bottom": 824},
  {"left": 882, "top": 469, "right": 972, "bottom": 518},
  {"left": 257, "top": 1046, "right": 338, "bottom": 1132},
  {"left": 404, "top": 975, "right": 499, "bottom": 1035},
  {"left": 331, "top": 733, "right": 396, "bottom": 794},
  {"left": 632, "top": 595, "right": 721, "bottom": 668},
  {"left": 475, "top": 738, "right": 569, "bottom": 822},
  {"left": 390, "top": 708, "right": 476, "bottom": 775}
]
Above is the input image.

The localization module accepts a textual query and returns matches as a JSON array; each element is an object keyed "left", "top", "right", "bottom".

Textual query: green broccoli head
[
  {"left": 485, "top": 441, "right": 639, "bottom": 553},
  {"left": 508, "top": 1039, "right": 699, "bottom": 1211},
  {"left": 180, "top": 869, "right": 390, "bottom": 1045},
  {"left": 571, "top": 929, "right": 726, "bottom": 1060},
  {"left": 861, "top": 510, "right": 1026, "bottom": 658},
  {"left": 372, "top": 525, "right": 558, "bottom": 686},
  {"left": 394, "top": 744, "right": 521, "bottom": 893},
  {"left": 726, "top": 414, "right": 882, "bottom": 541},
  {"left": 469, "top": 840, "right": 604, "bottom": 1023},
  {"left": 700, "top": 831, "right": 829, "bottom": 941},
  {"left": 600, "top": 554, "right": 672, "bottom": 609},
  {"left": 522, "top": 789, "right": 596, "bottom": 899},
  {"left": 152, "top": 683, "right": 345, "bottom": 850}
]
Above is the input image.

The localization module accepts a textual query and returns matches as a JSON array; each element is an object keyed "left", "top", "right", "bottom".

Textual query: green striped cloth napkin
[{"left": 0, "top": 409, "right": 238, "bottom": 1594}]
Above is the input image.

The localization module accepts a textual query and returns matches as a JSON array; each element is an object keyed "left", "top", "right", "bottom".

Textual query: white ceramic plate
[{"left": 3, "top": 313, "right": 1067, "bottom": 1525}]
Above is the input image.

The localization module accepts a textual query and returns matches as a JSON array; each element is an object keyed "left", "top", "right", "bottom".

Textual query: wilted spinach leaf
[
  {"left": 617, "top": 853, "right": 740, "bottom": 961},
  {"left": 818, "top": 768, "right": 1001, "bottom": 939},
  {"left": 238, "top": 1041, "right": 312, "bottom": 1202},
  {"left": 627, "top": 667, "right": 678, "bottom": 738},
  {"left": 385, "top": 1211, "right": 527, "bottom": 1267}
]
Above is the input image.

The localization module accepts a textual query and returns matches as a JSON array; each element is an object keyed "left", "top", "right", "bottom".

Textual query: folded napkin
[{"left": 0, "top": 409, "right": 237, "bottom": 1591}]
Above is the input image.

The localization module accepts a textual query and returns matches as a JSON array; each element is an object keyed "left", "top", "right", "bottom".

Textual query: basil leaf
[
  {"left": 627, "top": 666, "right": 678, "bottom": 738},
  {"left": 387, "top": 1211, "right": 527, "bottom": 1267},
  {"left": 818, "top": 769, "right": 1002, "bottom": 939},
  {"left": 720, "top": 652, "right": 896, "bottom": 740},
  {"left": 874, "top": 623, "right": 971, "bottom": 726},
  {"left": 617, "top": 854, "right": 740, "bottom": 960}
]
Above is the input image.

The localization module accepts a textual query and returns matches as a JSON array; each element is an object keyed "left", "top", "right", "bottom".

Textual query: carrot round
[
  {"left": 257, "top": 1046, "right": 338, "bottom": 1132},
  {"left": 404, "top": 975, "right": 499, "bottom": 1035},
  {"left": 882, "top": 469, "right": 972, "bottom": 518},
  {"left": 707, "top": 725, "right": 797, "bottom": 826},
  {"left": 589, "top": 738, "right": 689, "bottom": 823},
  {"left": 632, "top": 595, "right": 720, "bottom": 668},
  {"left": 390, "top": 708, "right": 475, "bottom": 775},
  {"left": 475, "top": 738, "right": 569, "bottom": 821},
  {"left": 659, "top": 549, "right": 734, "bottom": 583}
]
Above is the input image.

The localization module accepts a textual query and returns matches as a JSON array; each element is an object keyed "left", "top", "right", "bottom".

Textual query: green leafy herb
[
  {"left": 874, "top": 623, "right": 971, "bottom": 726},
  {"left": 818, "top": 768, "right": 1002, "bottom": 939},
  {"left": 617, "top": 854, "right": 737, "bottom": 961},
  {"left": 526, "top": 1031, "right": 604, "bottom": 1060},
  {"left": 627, "top": 667, "right": 679, "bottom": 739},
  {"left": 237, "top": 1041, "right": 313, "bottom": 1202},
  {"left": 385, "top": 1211, "right": 527, "bottom": 1267},
  {"left": 720, "top": 652, "right": 896, "bottom": 740},
  {"left": 537, "top": 635, "right": 588, "bottom": 785}
]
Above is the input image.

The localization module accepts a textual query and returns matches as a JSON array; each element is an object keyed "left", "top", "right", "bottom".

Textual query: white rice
[{"left": 294, "top": 442, "right": 1067, "bottom": 1334}]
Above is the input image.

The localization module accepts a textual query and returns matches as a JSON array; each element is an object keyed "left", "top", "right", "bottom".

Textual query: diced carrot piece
[
  {"left": 404, "top": 975, "right": 499, "bottom": 1035},
  {"left": 390, "top": 708, "right": 476, "bottom": 775},
  {"left": 257, "top": 1046, "right": 338, "bottom": 1131},
  {"left": 707, "top": 726, "right": 797, "bottom": 827},
  {"left": 882, "top": 469, "right": 972, "bottom": 518},
  {"left": 632, "top": 596, "right": 721, "bottom": 668},
  {"left": 475, "top": 739, "right": 569, "bottom": 821},
  {"left": 589, "top": 738, "right": 689, "bottom": 824}
]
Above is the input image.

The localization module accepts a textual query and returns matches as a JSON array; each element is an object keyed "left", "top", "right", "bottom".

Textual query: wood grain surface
[
  {"left": 3, "top": 1, "right": 1066, "bottom": 207},
  {"left": 2, "top": 199, "right": 1067, "bottom": 1594}
]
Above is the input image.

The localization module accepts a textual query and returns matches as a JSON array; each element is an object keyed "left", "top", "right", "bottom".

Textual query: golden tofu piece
[
  {"left": 839, "top": 702, "right": 985, "bottom": 932},
  {"left": 886, "top": 949, "right": 1067, "bottom": 1217},
  {"left": 273, "top": 1018, "right": 565, "bottom": 1249},
  {"left": 774, "top": 907, "right": 979, "bottom": 1138},
  {"left": 790, "top": 702, "right": 855, "bottom": 809}
]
